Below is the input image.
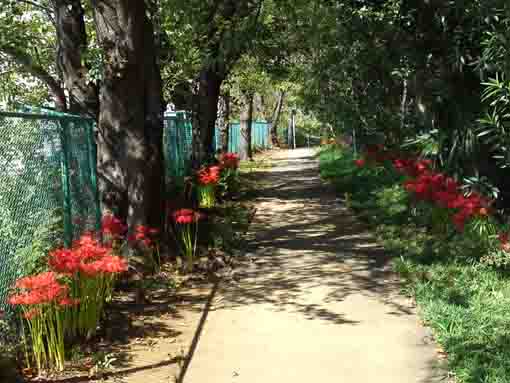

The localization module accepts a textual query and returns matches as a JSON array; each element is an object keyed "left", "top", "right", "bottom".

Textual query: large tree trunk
[
  {"left": 191, "top": 68, "right": 223, "bottom": 167},
  {"left": 92, "top": 0, "right": 158, "bottom": 230},
  {"left": 239, "top": 93, "right": 254, "bottom": 161},
  {"left": 143, "top": 13, "right": 166, "bottom": 231},
  {"left": 54, "top": 0, "right": 99, "bottom": 117},
  {"left": 270, "top": 90, "right": 285, "bottom": 147},
  {"left": 217, "top": 91, "right": 230, "bottom": 153}
]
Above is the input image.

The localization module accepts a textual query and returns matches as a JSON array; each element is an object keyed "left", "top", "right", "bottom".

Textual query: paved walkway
[{"left": 184, "top": 148, "right": 444, "bottom": 383}]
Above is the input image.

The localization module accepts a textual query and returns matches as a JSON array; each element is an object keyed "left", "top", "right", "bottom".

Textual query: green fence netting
[
  {"left": 164, "top": 112, "right": 193, "bottom": 182},
  {"left": 0, "top": 112, "right": 99, "bottom": 315},
  {"left": 0, "top": 110, "right": 270, "bottom": 314}
]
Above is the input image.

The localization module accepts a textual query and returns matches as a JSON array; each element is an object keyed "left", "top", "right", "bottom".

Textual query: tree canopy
[{"left": 1, "top": 0, "right": 510, "bottom": 213}]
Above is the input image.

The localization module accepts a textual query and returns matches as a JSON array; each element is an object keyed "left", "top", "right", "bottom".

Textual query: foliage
[
  {"left": 320, "top": 145, "right": 510, "bottom": 383},
  {"left": 14, "top": 211, "right": 64, "bottom": 279}
]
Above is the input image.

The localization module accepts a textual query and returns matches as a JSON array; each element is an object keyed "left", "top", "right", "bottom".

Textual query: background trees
[{"left": 2, "top": 0, "right": 510, "bottom": 211}]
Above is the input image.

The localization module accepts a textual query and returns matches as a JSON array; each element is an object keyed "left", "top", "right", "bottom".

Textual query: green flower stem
[{"left": 198, "top": 185, "right": 216, "bottom": 208}]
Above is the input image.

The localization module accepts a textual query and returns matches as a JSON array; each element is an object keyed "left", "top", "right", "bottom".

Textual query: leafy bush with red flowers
[{"left": 354, "top": 144, "right": 495, "bottom": 235}]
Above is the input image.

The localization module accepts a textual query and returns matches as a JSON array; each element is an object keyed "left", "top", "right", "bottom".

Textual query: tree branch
[{"left": 0, "top": 46, "right": 67, "bottom": 110}]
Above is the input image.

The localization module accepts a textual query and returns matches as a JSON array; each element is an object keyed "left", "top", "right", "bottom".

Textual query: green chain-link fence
[
  {"left": 0, "top": 112, "right": 99, "bottom": 315},
  {"left": 0, "top": 110, "right": 270, "bottom": 314}
]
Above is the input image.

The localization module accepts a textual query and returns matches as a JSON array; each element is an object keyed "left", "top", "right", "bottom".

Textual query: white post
[{"left": 292, "top": 109, "right": 296, "bottom": 149}]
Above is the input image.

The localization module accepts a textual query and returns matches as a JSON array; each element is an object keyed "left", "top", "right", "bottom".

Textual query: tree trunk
[
  {"left": 270, "top": 90, "right": 285, "bottom": 147},
  {"left": 54, "top": 0, "right": 99, "bottom": 118},
  {"left": 191, "top": 68, "right": 223, "bottom": 168},
  {"left": 217, "top": 91, "right": 230, "bottom": 153},
  {"left": 143, "top": 13, "right": 166, "bottom": 231},
  {"left": 92, "top": 0, "right": 159, "bottom": 230},
  {"left": 239, "top": 93, "right": 254, "bottom": 161}
]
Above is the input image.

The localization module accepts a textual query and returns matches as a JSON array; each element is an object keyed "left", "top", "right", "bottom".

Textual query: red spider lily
[
  {"left": 354, "top": 158, "right": 365, "bottom": 167},
  {"left": 392, "top": 157, "right": 432, "bottom": 177},
  {"left": 171, "top": 208, "right": 205, "bottom": 224},
  {"left": 128, "top": 225, "right": 160, "bottom": 247},
  {"left": 9, "top": 273, "right": 69, "bottom": 306},
  {"left": 101, "top": 214, "right": 127, "bottom": 238},
  {"left": 80, "top": 256, "right": 127, "bottom": 275},
  {"left": 49, "top": 248, "right": 81, "bottom": 274},
  {"left": 499, "top": 233, "right": 510, "bottom": 251},
  {"left": 197, "top": 166, "right": 221, "bottom": 185},
  {"left": 219, "top": 153, "right": 240, "bottom": 169},
  {"left": 451, "top": 211, "right": 469, "bottom": 232},
  {"left": 400, "top": 159, "right": 493, "bottom": 232},
  {"left": 100, "top": 255, "right": 128, "bottom": 273},
  {"left": 23, "top": 308, "right": 41, "bottom": 320},
  {"left": 58, "top": 297, "right": 80, "bottom": 307},
  {"left": 15, "top": 271, "right": 60, "bottom": 291},
  {"left": 49, "top": 234, "right": 126, "bottom": 276},
  {"left": 363, "top": 144, "right": 391, "bottom": 164}
]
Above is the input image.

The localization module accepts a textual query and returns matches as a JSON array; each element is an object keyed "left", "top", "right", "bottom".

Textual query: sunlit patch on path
[{"left": 184, "top": 148, "right": 445, "bottom": 383}]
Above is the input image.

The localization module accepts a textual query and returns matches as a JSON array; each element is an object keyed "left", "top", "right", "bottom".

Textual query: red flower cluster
[
  {"left": 354, "top": 158, "right": 365, "bottom": 167},
  {"left": 398, "top": 161, "right": 491, "bottom": 231},
  {"left": 355, "top": 144, "right": 398, "bottom": 167},
  {"left": 171, "top": 208, "right": 205, "bottom": 225},
  {"left": 355, "top": 145, "right": 493, "bottom": 232},
  {"left": 499, "top": 233, "right": 510, "bottom": 252},
  {"left": 365, "top": 144, "right": 391, "bottom": 163},
  {"left": 101, "top": 214, "right": 127, "bottom": 238},
  {"left": 219, "top": 153, "right": 240, "bottom": 169},
  {"left": 8, "top": 271, "right": 71, "bottom": 308},
  {"left": 393, "top": 158, "right": 433, "bottom": 178},
  {"left": 49, "top": 234, "right": 127, "bottom": 276},
  {"left": 128, "top": 225, "right": 159, "bottom": 247},
  {"left": 197, "top": 166, "right": 221, "bottom": 185}
]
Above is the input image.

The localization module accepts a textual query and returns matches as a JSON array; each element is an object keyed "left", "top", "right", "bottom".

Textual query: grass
[{"left": 319, "top": 145, "right": 510, "bottom": 383}]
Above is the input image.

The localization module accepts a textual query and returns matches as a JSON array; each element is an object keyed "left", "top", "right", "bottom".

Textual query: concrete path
[{"left": 184, "top": 148, "right": 444, "bottom": 383}]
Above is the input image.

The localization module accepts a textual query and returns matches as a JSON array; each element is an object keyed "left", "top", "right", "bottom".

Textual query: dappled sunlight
[{"left": 215, "top": 149, "right": 413, "bottom": 325}]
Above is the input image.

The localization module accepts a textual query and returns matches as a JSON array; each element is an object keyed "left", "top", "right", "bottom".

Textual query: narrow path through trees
[{"left": 183, "top": 148, "right": 445, "bottom": 382}]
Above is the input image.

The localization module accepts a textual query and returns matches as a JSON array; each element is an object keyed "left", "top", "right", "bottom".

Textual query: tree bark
[
  {"left": 54, "top": 0, "right": 99, "bottom": 118},
  {"left": 91, "top": 0, "right": 156, "bottom": 230},
  {"left": 239, "top": 92, "right": 254, "bottom": 161},
  {"left": 217, "top": 91, "right": 230, "bottom": 153},
  {"left": 191, "top": 67, "right": 223, "bottom": 167},
  {"left": 143, "top": 13, "right": 166, "bottom": 231},
  {"left": 270, "top": 90, "right": 285, "bottom": 147}
]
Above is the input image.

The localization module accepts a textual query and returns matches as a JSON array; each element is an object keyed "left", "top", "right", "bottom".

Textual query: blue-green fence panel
[
  {"left": 223, "top": 121, "right": 269, "bottom": 153},
  {"left": 0, "top": 112, "right": 98, "bottom": 314},
  {"left": 163, "top": 112, "right": 193, "bottom": 182}
]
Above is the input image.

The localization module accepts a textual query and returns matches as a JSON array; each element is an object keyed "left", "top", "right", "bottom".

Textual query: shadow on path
[
  {"left": 182, "top": 148, "right": 445, "bottom": 383},
  {"left": 218, "top": 153, "right": 412, "bottom": 324}
]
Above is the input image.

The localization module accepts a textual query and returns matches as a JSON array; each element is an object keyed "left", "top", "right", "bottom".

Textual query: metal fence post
[
  {"left": 60, "top": 120, "right": 73, "bottom": 247},
  {"left": 86, "top": 121, "right": 101, "bottom": 233}
]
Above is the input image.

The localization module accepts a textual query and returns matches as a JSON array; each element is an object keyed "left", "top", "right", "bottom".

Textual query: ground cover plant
[{"left": 319, "top": 144, "right": 510, "bottom": 383}]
